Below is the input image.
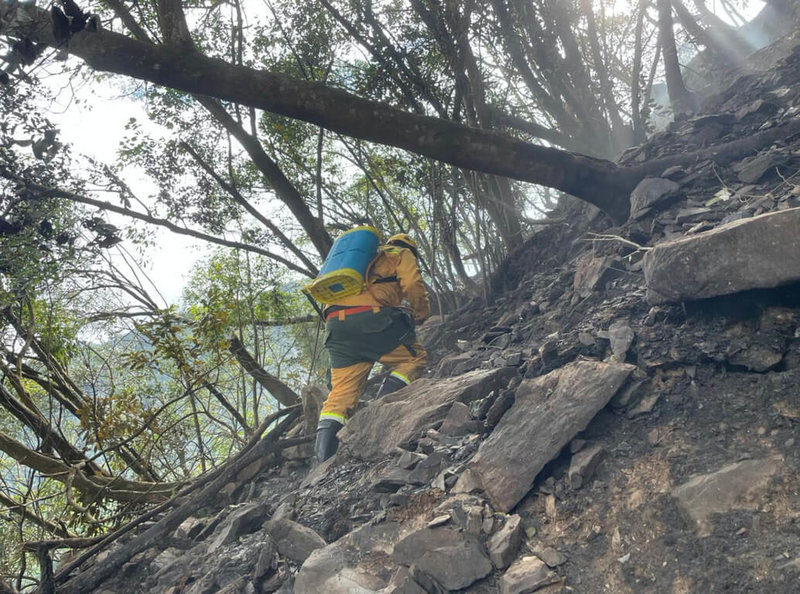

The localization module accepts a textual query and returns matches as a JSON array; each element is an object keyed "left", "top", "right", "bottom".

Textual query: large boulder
[
  {"left": 643, "top": 207, "right": 800, "bottom": 304},
  {"left": 295, "top": 523, "right": 405, "bottom": 594},
  {"left": 470, "top": 361, "right": 634, "bottom": 512},
  {"left": 392, "top": 527, "right": 492, "bottom": 591},
  {"left": 341, "top": 368, "right": 516, "bottom": 460}
]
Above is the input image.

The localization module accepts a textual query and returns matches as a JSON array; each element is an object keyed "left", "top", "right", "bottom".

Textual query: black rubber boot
[
  {"left": 314, "top": 418, "right": 343, "bottom": 463},
  {"left": 377, "top": 374, "right": 409, "bottom": 398}
]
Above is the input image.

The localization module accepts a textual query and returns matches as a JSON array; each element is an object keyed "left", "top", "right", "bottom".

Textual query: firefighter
[{"left": 315, "top": 233, "right": 430, "bottom": 462}]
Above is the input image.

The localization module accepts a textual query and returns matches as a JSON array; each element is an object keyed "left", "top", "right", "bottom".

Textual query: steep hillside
[{"left": 48, "top": 39, "right": 800, "bottom": 594}]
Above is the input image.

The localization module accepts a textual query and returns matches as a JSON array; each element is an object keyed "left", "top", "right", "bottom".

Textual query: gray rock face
[
  {"left": 500, "top": 556, "right": 560, "bottom": 594},
  {"left": 629, "top": 177, "right": 681, "bottom": 219},
  {"left": 487, "top": 514, "right": 523, "bottom": 569},
  {"left": 471, "top": 361, "right": 634, "bottom": 512},
  {"left": 735, "top": 151, "right": 792, "bottom": 183},
  {"left": 208, "top": 502, "right": 268, "bottom": 553},
  {"left": 537, "top": 547, "right": 567, "bottom": 568},
  {"left": 264, "top": 518, "right": 326, "bottom": 564},
  {"left": 573, "top": 255, "right": 618, "bottom": 299},
  {"left": 295, "top": 523, "right": 403, "bottom": 594},
  {"left": 393, "top": 527, "right": 492, "bottom": 591},
  {"left": 341, "top": 368, "right": 515, "bottom": 460},
  {"left": 643, "top": 207, "right": 800, "bottom": 304},
  {"left": 568, "top": 445, "right": 606, "bottom": 490},
  {"left": 438, "top": 401, "right": 480, "bottom": 436},
  {"left": 608, "top": 320, "right": 634, "bottom": 361},
  {"left": 671, "top": 457, "right": 782, "bottom": 536}
]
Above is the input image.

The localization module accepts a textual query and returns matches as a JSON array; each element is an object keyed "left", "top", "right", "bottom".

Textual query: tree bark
[
  {"left": 657, "top": 0, "right": 698, "bottom": 118},
  {"left": 228, "top": 337, "right": 300, "bottom": 407},
  {"left": 194, "top": 97, "right": 332, "bottom": 257},
  {"left": 631, "top": 0, "right": 648, "bottom": 144}
]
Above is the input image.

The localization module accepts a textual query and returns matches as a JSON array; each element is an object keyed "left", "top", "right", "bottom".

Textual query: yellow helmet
[{"left": 387, "top": 233, "right": 419, "bottom": 257}]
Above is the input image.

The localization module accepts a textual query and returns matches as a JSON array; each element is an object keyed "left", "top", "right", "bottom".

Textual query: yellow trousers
[{"left": 319, "top": 342, "right": 427, "bottom": 424}]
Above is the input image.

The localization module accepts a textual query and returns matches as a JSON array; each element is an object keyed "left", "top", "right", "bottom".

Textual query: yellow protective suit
[{"left": 319, "top": 245, "right": 430, "bottom": 424}]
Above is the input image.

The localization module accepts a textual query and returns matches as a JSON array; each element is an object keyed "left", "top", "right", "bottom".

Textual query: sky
[{"left": 43, "top": 72, "right": 207, "bottom": 306}]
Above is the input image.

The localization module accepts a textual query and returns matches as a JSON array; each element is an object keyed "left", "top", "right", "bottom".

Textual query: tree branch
[
  {"left": 228, "top": 336, "right": 300, "bottom": 407},
  {"left": 6, "top": 7, "right": 638, "bottom": 221},
  {"left": 8, "top": 178, "right": 316, "bottom": 278},
  {"left": 0, "top": 491, "right": 76, "bottom": 540}
]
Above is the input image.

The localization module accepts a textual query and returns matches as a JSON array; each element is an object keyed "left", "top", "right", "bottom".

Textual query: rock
[
  {"left": 671, "top": 457, "right": 782, "bottom": 536},
  {"left": 500, "top": 556, "right": 561, "bottom": 594},
  {"left": 470, "top": 361, "right": 634, "bottom": 512},
  {"left": 369, "top": 465, "right": 412, "bottom": 493},
  {"left": 629, "top": 177, "right": 681, "bottom": 219},
  {"left": 573, "top": 255, "right": 619, "bottom": 298},
  {"left": 608, "top": 320, "right": 634, "bottom": 361},
  {"left": 485, "top": 389, "right": 515, "bottom": 429},
  {"left": 427, "top": 515, "right": 451, "bottom": 528},
  {"left": 610, "top": 375, "right": 648, "bottom": 409},
  {"left": 452, "top": 469, "right": 482, "bottom": 494},
  {"left": 264, "top": 519, "right": 326, "bottom": 564},
  {"left": 436, "top": 352, "right": 480, "bottom": 377},
  {"left": 734, "top": 98, "right": 778, "bottom": 121},
  {"left": 675, "top": 206, "right": 713, "bottom": 224},
  {"left": 486, "top": 514, "right": 523, "bottom": 569},
  {"left": 408, "top": 451, "right": 448, "bottom": 485},
  {"left": 393, "top": 528, "right": 492, "bottom": 591},
  {"left": 341, "top": 368, "right": 515, "bottom": 460},
  {"left": 174, "top": 516, "right": 204, "bottom": 540},
  {"left": 727, "top": 345, "right": 784, "bottom": 372},
  {"left": 734, "top": 151, "right": 791, "bottom": 183},
  {"left": 253, "top": 537, "right": 279, "bottom": 579},
  {"left": 383, "top": 567, "right": 427, "bottom": 594},
  {"left": 396, "top": 450, "right": 426, "bottom": 470},
  {"left": 537, "top": 547, "right": 567, "bottom": 568},
  {"left": 568, "top": 445, "right": 606, "bottom": 489},
  {"left": 215, "top": 577, "right": 249, "bottom": 594},
  {"left": 643, "top": 208, "right": 800, "bottom": 304},
  {"left": 439, "top": 401, "right": 480, "bottom": 436},
  {"left": 661, "top": 165, "right": 686, "bottom": 179},
  {"left": 151, "top": 547, "right": 184, "bottom": 573},
  {"left": 626, "top": 393, "right": 661, "bottom": 418},
  {"left": 441, "top": 496, "right": 484, "bottom": 535},
  {"left": 295, "top": 523, "right": 403, "bottom": 594},
  {"left": 569, "top": 439, "right": 586, "bottom": 453},
  {"left": 208, "top": 502, "right": 267, "bottom": 554}
]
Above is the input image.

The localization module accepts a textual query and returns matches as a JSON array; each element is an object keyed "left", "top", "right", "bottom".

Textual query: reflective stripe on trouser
[{"left": 319, "top": 341, "right": 427, "bottom": 422}]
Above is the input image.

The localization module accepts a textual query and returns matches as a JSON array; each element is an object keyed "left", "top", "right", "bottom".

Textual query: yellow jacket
[{"left": 331, "top": 245, "right": 430, "bottom": 321}]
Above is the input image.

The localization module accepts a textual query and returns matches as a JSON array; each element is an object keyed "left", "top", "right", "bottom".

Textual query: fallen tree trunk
[{"left": 0, "top": 431, "right": 180, "bottom": 503}]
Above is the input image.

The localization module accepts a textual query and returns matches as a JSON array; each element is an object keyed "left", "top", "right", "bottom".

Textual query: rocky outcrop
[
  {"left": 393, "top": 527, "right": 493, "bottom": 590},
  {"left": 644, "top": 208, "right": 800, "bottom": 304},
  {"left": 340, "top": 367, "right": 515, "bottom": 460},
  {"left": 470, "top": 361, "right": 634, "bottom": 512}
]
